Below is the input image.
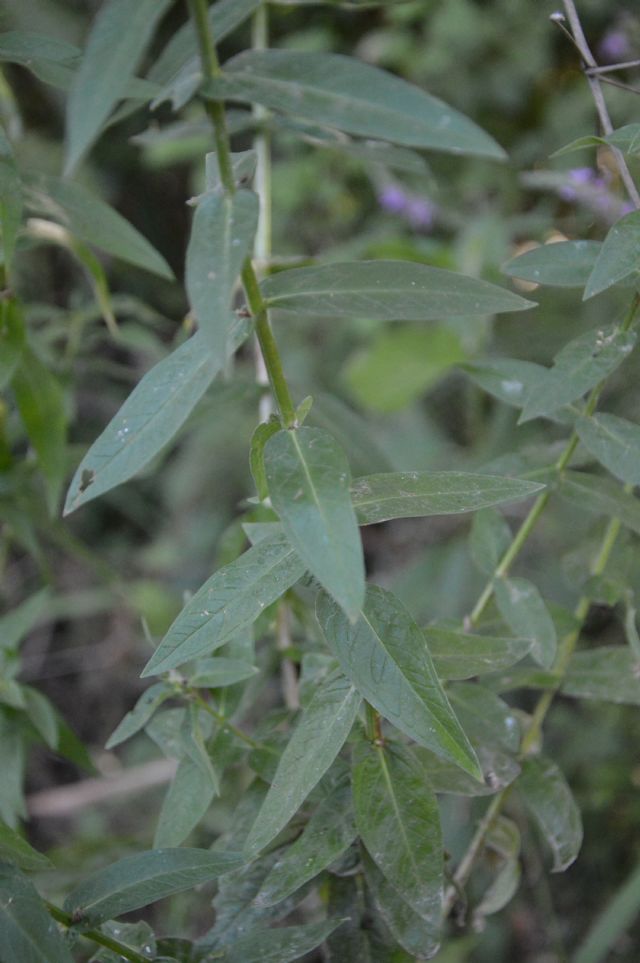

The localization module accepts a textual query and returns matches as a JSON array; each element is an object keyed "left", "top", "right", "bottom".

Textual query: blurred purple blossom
[
  {"left": 377, "top": 183, "right": 438, "bottom": 231},
  {"left": 377, "top": 184, "right": 408, "bottom": 214},
  {"left": 598, "top": 29, "right": 630, "bottom": 63}
]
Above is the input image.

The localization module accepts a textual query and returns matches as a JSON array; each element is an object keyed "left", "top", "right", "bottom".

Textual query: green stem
[
  {"left": 444, "top": 489, "right": 629, "bottom": 917},
  {"left": 46, "top": 902, "right": 150, "bottom": 963},
  {"left": 191, "top": 691, "right": 263, "bottom": 750},
  {"left": 187, "top": 0, "right": 297, "bottom": 427},
  {"left": 468, "top": 291, "right": 640, "bottom": 628}
]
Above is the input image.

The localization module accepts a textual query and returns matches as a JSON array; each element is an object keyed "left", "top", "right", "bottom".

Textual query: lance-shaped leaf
[
  {"left": 519, "top": 755, "right": 582, "bottom": 872},
  {"left": 558, "top": 471, "right": 640, "bottom": 536},
  {"left": 154, "top": 757, "right": 218, "bottom": 848},
  {"left": 474, "top": 817, "right": 521, "bottom": 920},
  {"left": 0, "top": 865, "right": 73, "bottom": 962},
  {"left": 0, "top": 126, "right": 22, "bottom": 268},
  {"left": 256, "top": 779, "right": 356, "bottom": 907},
  {"left": 448, "top": 684, "right": 521, "bottom": 786},
  {"left": 461, "top": 358, "right": 549, "bottom": 410},
  {"left": 261, "top": 261, "right": 534, "bottom": 319},
  {"left": 495, "top": 577, "right": 557, "bottom": 669},
  {"left": 0, "top": 818, "right": 51, "bottom": 872},
  {"left": 502, "top": 240, "right": 601, "bottom": 287},
  {"left": 264, "top": 427, "right": 365, "bottom": 620},
  {"left": 214, "top": 919, "right": 345, "bottom": 963},
  {"left": 317, "top": 586, "right": 481, "bottom": 778},
  {"left": 188, "top": 657, "right": 259, "bottom": 688},
  {"left": 64, "top": 329, "right": 248, "bottom": 514},
  {"left": 244, "top": 672, "right": 361, "bottom": 855},
  {"left": 63, "top": 848, "right": 244, "bottom": 926},
  {"left": 425, "top": 626, "right": 532, "bottom": 680},
  {"left": 0, "top": 30, "right": 79, "bottom": 89},
  {"left": 361, "top": 849, "right": 440, "bottom": 960},
  {"left": 351, "top": 471, "right": 543, "bottom": 525},
  {"left": 64, "top": 0, "right": 174, "bottom": 173},
  {"left": 520, "top": 325, "right": 636, "bottom": 423},
  {"left": 584, "top": 211, "right": 640, "bottom": 299},
  {"left": 412, "top": 745, "right": 519, "bottom": 796},
  {"left": 186, "top": 189, "right": 258, "bottom": 363},
  {"left": 105, "top": 682, "right": 174, "bottom": 749},
  {"left": 13, "top": 346, "right": 67, "bottom": 516},
  {"left": 208, "top": 50, "right": 505, "bottom": 159},
  {"left": 576, "top": 413, "right": 640, "bottom": 486},
  {"left": 352, "top": 740, "right": 442, "bottom": 922},
  {"left": 142, "top": 531, "right": 306, "bottom": 677},
  {"left": 24, "top": 173, "right": 172, "bottom": 278},
  {"left": 563, "top": 647, "right": 640, "bottom": 704}
]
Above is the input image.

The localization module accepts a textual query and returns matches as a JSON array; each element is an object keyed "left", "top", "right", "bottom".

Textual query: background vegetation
[{"left": 1, "top": 0, "right": 640, "bottom": 960}]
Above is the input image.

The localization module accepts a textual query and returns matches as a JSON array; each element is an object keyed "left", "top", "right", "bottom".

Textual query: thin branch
[
  {"left": 587, "top": 58, "right": 640, "bottom": 75},
  {"left": 561, "top": 0, "right": 640, "bottom": 208}
]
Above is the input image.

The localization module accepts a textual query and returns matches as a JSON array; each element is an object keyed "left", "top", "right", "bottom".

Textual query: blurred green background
[{"left": 2, "top": 0, "right": 640, "bottom": 959}]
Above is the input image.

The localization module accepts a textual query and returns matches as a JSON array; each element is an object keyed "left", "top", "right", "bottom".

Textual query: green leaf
[
  {"left": 185, "top": 189, "right": 258, "bottom": 362},
  {"left": 0, "top": 298, "right": 25, "bottom": 391},
  {"left": 584, "top": 211, "right": 640, "bottom": 299},
  {"left": 563, "top": 647, "right": 640, "bottom": 704},
  {"left": 351, "top": 471, "right": 544, "bottom": 525},
  {"left": 502, "top": 241, "right": 601, "bottom": 287},
  {"left": 448, "top": 670, "right": 520, "bottom": 788},
  {"left": 558, "top": 471, "right": 640, "bottom": 536},
  {"left": 519, "top": 755, "right": 582, "bottom": 872},
  {"left": 250, "top": 419, "right": 281, "bottom": 501},
  {"left": 141, "top": 531, "right": 305, "bottom": 676},
  {"left": 576, "top": 413, "right": 640, "bottom": 486},
  {"left": 0, "top": 864, "right": 73, "bottom": 962},
  {"left": 301, "top": 127, "right": 428, "bottom": 173},
  {"left": 244, "top": 673, "right": 360, "bottom": 854},
  {"left": 64, "top": 0, "right": 174, "bottom": 174},
  {"left": 473, "top": 817, "right": 521, "bottom": 920},
  {"left": 345, "top": 325, "right": 465, "bottom": 412},
  {"left": 264, "top": 427, "right": 365, "bottom": 620},
  {"left": 63, "top": 848, "right": 244, "bottom": 926},
  {"left": 0, "top": 126, "right": 22, "bottom": 268},
  {"left": 317, "top": 586, "right": 481, "bottom": 778},
  {"left": 495, "top": 577, "right": 557, "bottom": 669},
  {"left": 255, "top": 779, "right": 356, "bottom": 907},
  {"left": 412, "top": 745, "right": 518, "bottom": 796},
  {"left": 353, "top": 740, "right": 442, "bottom": 922},
  {"left": 24, "top": 173, "right": 173, "bottom": 279},
  {"left": 361, "top": 849, "right": 440, "bottom": 960},
  {"left": 105, "top": 682, "right": 174, "bottom": 750},
  {"left": 12, "top": 347, "right": 67, "bottom": 515},
  {"left": 207, "top": 50, "right": 506, "bottom": 159},
  {"left": 0, "top": 30, "right": 79, "bottom": 89},
  {"left": 461, "top": 358, "right": 548, "bottom": 410},
  {"left": 154, "top": 757, "right": 218, "bottom": 848},
  {"left": 425, "top": 626, "right": 532, "bottom": 680},
  {"left": 64, "top": 328, "right": 248, "bottom": 514},
  {"left": 469, "top": 508, "right": 512, "bottom": 576},
  {"left": 0, "top": 588, "right": 48, "bottom": 654},
  {"left": 0, "top": 819, "right": 51, "bottom": 872},
  {"left": 188, "top": 657, "right": 259, "bottom": 688},
  {"left": 520, "top": 325, "right": 636, "bottom": 423},
  {"left": 214, "top": 919, "right": 345, "bottom": 963},
  {"left": 261, "top": 261, "right": 534, "bottom": 319},
  {"left": 149, "top": 0, "right": 261, "bottom": 110}
]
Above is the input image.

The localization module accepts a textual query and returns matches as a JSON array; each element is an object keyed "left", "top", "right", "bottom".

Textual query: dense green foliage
[{"left": 1, "top": 1, "right": 640, "bottom": 960}]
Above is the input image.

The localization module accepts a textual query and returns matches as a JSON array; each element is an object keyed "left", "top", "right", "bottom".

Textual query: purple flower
[
  {"left": 377, "top": 184, "right": 408, "bottom": 214},
  {"left": 598, "top": 29, "right": 630, "bottom": 63},
  {"left": 569, "top": 167, "right": 596, "bottom": 185}
]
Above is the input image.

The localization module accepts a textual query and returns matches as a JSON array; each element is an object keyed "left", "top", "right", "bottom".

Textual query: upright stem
[
  {"left": 46, "top": 902, "right": 150, "bottom": 963},
  {"left": 187, "top": 0, "right": 297, "bottom": 428}
]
